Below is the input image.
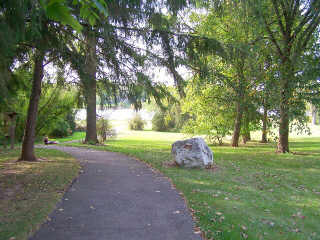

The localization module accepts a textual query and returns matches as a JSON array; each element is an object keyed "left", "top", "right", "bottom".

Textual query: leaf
[
  {"left": 92, "top": 0, "right": 108, "bottom": 17},
  {"left": 88, "top": 16, "right": 96, "bottom": 27},
  {"left": 46, "top": 1, "right": 82, "bottom": 32},
  {"left": 80, "top": 6, "right": 91, "bottom": 20}
]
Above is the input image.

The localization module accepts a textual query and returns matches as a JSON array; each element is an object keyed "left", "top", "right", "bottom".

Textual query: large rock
[{"left": 171, "top": 138, "right": 214, "bottom": 168}]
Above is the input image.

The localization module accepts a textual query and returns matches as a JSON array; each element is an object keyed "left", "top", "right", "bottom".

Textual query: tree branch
[
  {"left": 262, "top": 17, "right": 284, "bottom": 59},
  {"left": 271, "top": 0, "right": 286, "bottom": 36}
]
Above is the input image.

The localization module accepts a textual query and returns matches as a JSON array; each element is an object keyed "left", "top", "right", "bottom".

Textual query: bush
[
  {"left": 49, "top": 119, "right": 71, "bottom": 138},
  {"left": 151, "top": 104, "right": 189, "bottom": 132},
  {"left": 75, "top": 120, "right": 86, "bottom": 132},
  {"left": 96, "top": 117, "right": 114, "bottom": 142},
  {"left": 152, "top": 112, "right": 168, "bottom": 132},
  {"left": 128, "top": 114, "right": 145, "bottom": 130}
]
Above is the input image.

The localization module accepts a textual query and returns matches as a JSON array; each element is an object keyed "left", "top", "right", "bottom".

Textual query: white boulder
[{"left": 171, "top": 138, "right": 214, "bottom": 168}]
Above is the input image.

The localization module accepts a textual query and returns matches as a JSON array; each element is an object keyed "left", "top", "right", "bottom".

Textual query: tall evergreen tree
[{"left": 65, "top": 0, "right": 193, "bottom": 143}]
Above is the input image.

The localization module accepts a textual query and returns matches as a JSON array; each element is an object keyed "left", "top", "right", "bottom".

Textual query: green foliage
[
  {"left": 36, "top": 85, "right": 77, "bottom": 138},
  {"left": 152, "top": 111, "right": 168, "bottom": 132},
  {"left": 44, "top": 0, "right": 83, "bottom": 31},
  {"left": 187, "top": 3, "right": 265, "bottom": 146},
  {"left": 182, "top": 83, "right": 234, "bottom": 145},
  {"left": 149, "top": 87, "right": 189, "bottom": 132},
  {"left": 51, "top": 131, "right": 85, "bottom": 143},
  {"left": 49, "top": 118, "right": 71, "bottom": 138},
  {"left": 96, "top": 117, "right": 114, "bottom": 142},
  {"left": 40, "top": 0, "right": 109, "bottom": 31},
  {"left": 151, "top": 106, "right": 188, "bottom": 133},
  {"left": 2, "top": 67, "right": 78, "bottom": 141},
  {"left": 128, "top": 114, "right": 145, "bottom": 130}
]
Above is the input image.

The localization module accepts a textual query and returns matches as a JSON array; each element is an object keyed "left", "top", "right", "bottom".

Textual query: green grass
[
  {"left": 51, "top": 131, "right": 85, "bottom": 143},
  {"left": 0, "top": 148, "right": 80, "bottom": 240},
  {"left": 63, "top": 131, "right": 320, "bottom": 240}
]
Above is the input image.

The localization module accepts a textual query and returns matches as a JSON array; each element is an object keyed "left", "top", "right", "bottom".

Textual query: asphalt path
[{"left": 29, "top": 146, "right": 202, "bottom": 240}]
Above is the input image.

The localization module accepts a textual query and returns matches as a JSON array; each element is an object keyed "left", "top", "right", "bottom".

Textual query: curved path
[{"left": 30, "top": 146, "right": 201, "bottom": 240}]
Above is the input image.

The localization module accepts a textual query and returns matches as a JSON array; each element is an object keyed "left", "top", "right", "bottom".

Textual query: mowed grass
[
  {"left": 51, "top": 131, "right": 85, "bottom": 143},
  {"left": 0, "top": 148, "right": 80, "bottom": 240},
  {"left": 63, "top": 131, "right": 320, "bottom": 240}
]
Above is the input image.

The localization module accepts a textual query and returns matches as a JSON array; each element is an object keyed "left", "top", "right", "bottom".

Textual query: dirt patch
[
  {"left": 291, "top": 151, "right": 320, "bottom": 156},
  {"left": 162, "top": 161, "right": 179, "bottom": 168},
  {"left": 205, "top": 164, "right": 220, "bottom": 172},
  {"left": 162, "top": 161, "right": 220, "bottom": 172},
  {"left": 0, "top": 184, "right": 23, "bottom": 200}
]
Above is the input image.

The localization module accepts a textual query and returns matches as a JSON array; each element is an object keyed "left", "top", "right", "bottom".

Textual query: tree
[
  {"left": 82, "top": 27, "right": 98, "bottom": 143},
  {"left": 248, "top": 0, "right": 320, "bottom": 152},
  {"left": 65, "top": 0, "right": 193, "bottom": 143},
  {"left": 187, "top": 1, "right": 263, "bottom": 147},
  {"left": 1, "top": 0, "right": 85, "bottom": 160},
  {"left": 182, "top": 81, "right": 234, "bottom": 145},
  {"left": 1, "top": 0, "right": 109, "bottom": 160}
]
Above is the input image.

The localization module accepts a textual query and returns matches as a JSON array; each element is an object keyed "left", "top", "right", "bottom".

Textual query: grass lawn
[
  {"left": 0, "top": 148, "right": 80, "bottom": 240},
  {"left": 51, "top": 131, "right": 85, "bottom": 143},
  {"left": 62, "top": 131, "right": 320, "bottom": 240}
]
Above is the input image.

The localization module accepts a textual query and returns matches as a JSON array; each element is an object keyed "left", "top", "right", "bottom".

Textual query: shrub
[
  {"left": 151, "top": 104, "right": 189, "bottom": 132},
  {"left": 75, "top": 120, "right": 86, "bottom": 132},
  {"left": 96, "top": 117, "right": 114, "bottom": 142},
  {"left": 128, "top": 114, "right": 145, "bottom": 130},
  {"left": 49, "top": 119, "right": 71, "bottom": 138},
  {"left": 152, "top": 112, "right": 168, "bottom": 132}
]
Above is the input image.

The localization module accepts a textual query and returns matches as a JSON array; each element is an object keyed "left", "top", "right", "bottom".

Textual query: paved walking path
[{"left": 30, "top": 146, "right": 201, "bottom": 240}]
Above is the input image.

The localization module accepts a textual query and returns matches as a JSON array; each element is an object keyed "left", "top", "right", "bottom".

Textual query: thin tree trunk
[
  {"left": 232, "top": 64, "right": 245, "bottom": 147},
  {"left": 261, "top": 105, "right": 268, "bottom": 143},
  {"left": 278, "top": 102, "right": 289, "bottom": 153},
  {"left": 83, "top": 29, "right": 98, "bottom": 144},
  {"left": 19, "top": 50, "right": 45, "bottom": 161},
  {"left": 311, "top": 105, "right": 317, "bottom": 125},
  {"left": 242, "top": 130, "right": 250, "bottom": 144},
  {"left": 232, "top": 101, "right": 243, "bottom": 147},
  {"left": 3, "top": 115, "right": 8, "bottom": 149},
  {"left": 9, "top": 113, "right": 17, "bottom": 149},
  {"left": 242, "top": 108, "right": 250, "bottom": 144},
  {"left": 277, "top": 61, "right": 292, "bottom": 153}
]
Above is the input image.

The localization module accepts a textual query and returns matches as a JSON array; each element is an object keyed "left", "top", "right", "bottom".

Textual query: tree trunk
[
  {"left": 261, "top": 105, "right": 268, "bottom": 143},
  {"left": 242, "top": 110, "right": 250, "bottom": 144},
  {"left": 3, "top": 115, "right": 8, "bottom": 149},
  {"left": 83, "top": 29, "right": 98, "bottom": 144},
  {"left": 85, "top": 81, "right": 97, "bottom": 143},
  {"left": 9, "top": 113, "right": 17, "bottom": 149},
  {"left": 232, "top": 101, "right": 243, "bottom": 147},
  {"left": 19, "top": 50, "right": 45, "bottom": 161},
  {"left": 242, "top": 131, "right": 250, "bottom": 144},
  {"left": 277, "top": 61, "right": 292, "bottom": 153},
  {"left": 311, "top": 105, "right": 317, "bottom": 125},
  {"left": 232, "top": 65, "right": 245, "bottom": 147}
]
